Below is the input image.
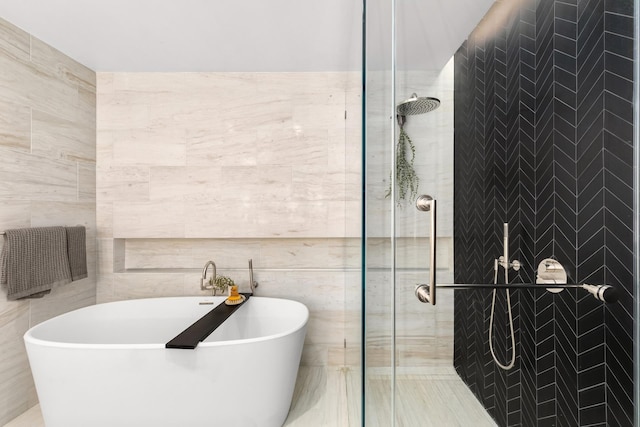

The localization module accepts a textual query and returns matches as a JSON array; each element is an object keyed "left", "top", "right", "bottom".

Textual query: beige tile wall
[
  {"left": 0, "top": 18, "right": 97, "bottom": 425},
  {"left": 95, "top": 63, "right": 455, "bottom": 368},
  {"left": 97, "top": 72, "right": 361, "bottom": 238},
  {"left": 96, "top": 71, "right": 363, "bottom": 366}
]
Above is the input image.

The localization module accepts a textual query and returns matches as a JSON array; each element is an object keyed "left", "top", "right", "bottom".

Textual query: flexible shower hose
[{"left": 489, "top": 258, "right": 516, "bottom": 370}]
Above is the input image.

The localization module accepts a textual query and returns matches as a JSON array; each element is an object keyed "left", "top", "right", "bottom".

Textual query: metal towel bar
[
  {"left": 416, "top": 282, "right": 618, "bottom": 304},
  {"left": 1, "top": 225, "right": 83, "bottom": 236},
  {"left": 413, "top": 194, "right": 618, "bottom": 306}
]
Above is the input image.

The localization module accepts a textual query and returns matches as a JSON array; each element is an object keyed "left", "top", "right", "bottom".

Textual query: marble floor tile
[
  {"left": 2, "top": 405, "right": 42, "bottom": 427},
  {"left": 4, "top": 366, "right": 495, "bottom": 427},
  {"left": 284, "top": 367, "right": 350, "bottom": 426},
  {"left": 365, "top": 367, "right": 497, "bottom": 427}
]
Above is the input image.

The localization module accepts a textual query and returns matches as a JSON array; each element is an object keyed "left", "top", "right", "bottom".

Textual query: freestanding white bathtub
[{"left": 24, "top": 296, "right": 308, "bottom": 427}]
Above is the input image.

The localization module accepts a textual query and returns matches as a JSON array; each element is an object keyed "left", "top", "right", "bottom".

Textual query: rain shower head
[{"left": 396, "top": 93, "right": 441, "bottom": 116}]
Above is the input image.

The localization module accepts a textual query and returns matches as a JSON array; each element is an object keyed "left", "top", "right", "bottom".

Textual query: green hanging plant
[{"left": 385, "top": 123, "right": 419, "bottom": 205}]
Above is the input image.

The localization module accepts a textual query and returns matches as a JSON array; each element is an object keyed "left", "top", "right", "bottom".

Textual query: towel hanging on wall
[
  {"left": 0, "top": 226, "right": 87, "bottom": 300},
  {"left": 65, "top": 226, "right": 87, "bottom": 281}
]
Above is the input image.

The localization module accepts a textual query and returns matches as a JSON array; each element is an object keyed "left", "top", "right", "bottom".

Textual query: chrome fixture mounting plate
[{"left": 536, "top": 258, "right": 567, "bottom": 293}]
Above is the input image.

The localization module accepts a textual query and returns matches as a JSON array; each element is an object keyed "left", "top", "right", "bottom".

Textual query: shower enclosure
[{"left": 362, "top": 0, "right": 639, "bottom": 426}]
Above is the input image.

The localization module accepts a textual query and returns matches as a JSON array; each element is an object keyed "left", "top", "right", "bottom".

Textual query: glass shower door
[
  {"left": 363, "top": 0, "right": 511, "bottom": 426},
  {"left": 389, "top": 67, "right": 461, "bottom": 427},
  {"left": 363, "top": 0, "right": 466, "bottom": 425}
]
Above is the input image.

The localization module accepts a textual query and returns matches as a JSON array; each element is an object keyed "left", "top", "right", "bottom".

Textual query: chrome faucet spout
[
  {"left": 201, "top": 261, "right": 217, "bottom": 294},
  {"left": 248, "top": 259, "right": 258, "bottom": 294}
]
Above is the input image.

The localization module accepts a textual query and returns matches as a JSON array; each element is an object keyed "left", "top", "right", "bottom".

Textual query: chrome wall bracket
[{"left": 499, "top": 256, "right": 521, "bottom": 271}]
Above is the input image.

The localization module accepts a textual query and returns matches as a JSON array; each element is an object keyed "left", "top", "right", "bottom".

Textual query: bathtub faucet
[
  {"left": 201, "top": 260, "right": 217, "bottom": 295},
  {"left": 248, "top": 259, "right": 258, "bottom": 294}
]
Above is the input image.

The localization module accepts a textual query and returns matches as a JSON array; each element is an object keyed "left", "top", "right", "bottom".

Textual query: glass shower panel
[
  {"left": 364, "top": 0, "right": 515, "bottom": 426},
  {"left": 392, "top": 2, "right": 456, "bottom": 426},
  {"left": 634, "top": 1, "right": 639, "bottom": 424},
  {"left": 363, "top": 0, "right": 394, "bottom": 424},
  {"left": 362, "top": 0, "right": 640, "bottom": 426},
  {"left": 363, "top": 0, "right": 457, "bottom": 424}
]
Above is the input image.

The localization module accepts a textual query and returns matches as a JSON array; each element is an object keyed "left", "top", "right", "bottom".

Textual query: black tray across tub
[{"left": 165, "top": 293, "right": 251, "bottom": 349}]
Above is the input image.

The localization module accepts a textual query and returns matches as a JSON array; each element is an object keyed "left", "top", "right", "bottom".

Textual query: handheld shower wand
[
  {"left": 498, "top": 223, "right": 520, "bottom": 273},
  {"left": 503, "top": 223, "right": 509, "bottom": 274},
  {"left": 489, "top": 222, "right": 517, "bottom": 370}
]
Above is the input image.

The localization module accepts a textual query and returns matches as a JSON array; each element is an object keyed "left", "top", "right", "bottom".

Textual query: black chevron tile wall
[{"left": 453, "top": 0, "right": 636, "bottom": 426}]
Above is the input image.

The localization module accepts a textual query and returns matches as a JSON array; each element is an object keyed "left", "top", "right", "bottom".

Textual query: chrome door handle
[{"left": 415, "top": 195, "right": 436, "bottom": 305}]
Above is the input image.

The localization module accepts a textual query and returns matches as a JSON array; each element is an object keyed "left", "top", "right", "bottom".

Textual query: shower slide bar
[{"left": 414, "top": 195, "right": 619, "bottom": 306}]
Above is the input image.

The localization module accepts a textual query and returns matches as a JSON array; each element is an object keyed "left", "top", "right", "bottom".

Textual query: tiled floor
[
  {"left": 365, "top": 367, "right": 497, "bottom": 427},
  {"left": 5, "top": 366, "right": 495, "bottom": 427}
]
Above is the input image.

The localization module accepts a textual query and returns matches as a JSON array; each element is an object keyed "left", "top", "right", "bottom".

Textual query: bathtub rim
[{"left": 24, "top": 296, "right": 309, "bottom": 351}]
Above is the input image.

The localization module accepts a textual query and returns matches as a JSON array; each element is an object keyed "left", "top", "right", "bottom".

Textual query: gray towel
[
  {"left": 1, "top": 227, "right": 72, "bottom": 300},
  {"left": 66, "top": 226, "right": 87, "bottom": 281}
]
